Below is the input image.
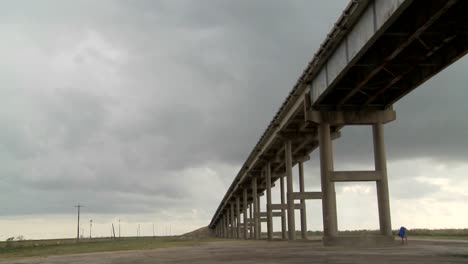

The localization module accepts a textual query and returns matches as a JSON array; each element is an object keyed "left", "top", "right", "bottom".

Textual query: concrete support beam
[
  {"left": 243, "top": 188, "right": 248, "bottom": 240},
  {"left": 259, "top": 212, "right": 283, "bottom": 217},
  {"left": 251, "top": 177, "right": 259, "bottom": 240},
  {"left": 270, "top": 203, "right": 304, "bottom": 210},
  {"left": 284, "top": 140, "right": 296, "bottom": 240},
  {"left": 298, "top": 162, "right": 307, "bottom": 239},
  {"left": 307, "top": 110, "right": 396, "bottom": 125},
  {"left": 265, "top": 162, "right": 273, "bottom": 240},
  {"left": 290, "top": 192, "right": 323, "bottom": 200},
  {"left": 280, "top": 176, "right": 287, "bottom": 239},
  {"left": 331, "top": 170, "right": 383, "bottom": 182},
  {"left": 373, "top": 123, "right": 392, "bottom": 236},
  {"left": 319, "top": 122, "right": 338, "bottom": 239},
  {"left": 236, "top": 196, "right": 241, "bottom": 239}
]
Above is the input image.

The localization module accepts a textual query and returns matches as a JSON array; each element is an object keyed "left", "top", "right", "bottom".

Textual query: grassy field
[{"left": 0, "top": 237, "right": 213, "bottom": 259}]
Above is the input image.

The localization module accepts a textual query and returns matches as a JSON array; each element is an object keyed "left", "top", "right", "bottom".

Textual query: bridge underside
[
  {"left": 210, "top": 0, "right": 468, "bottom": 246},
  {"left": 317, "top": 0, "right": 468, "bottom": 110}
]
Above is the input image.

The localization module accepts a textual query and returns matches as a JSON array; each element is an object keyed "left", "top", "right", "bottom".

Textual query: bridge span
[{"left": 209, "top": 0, "right": 468, "bottom": 245}]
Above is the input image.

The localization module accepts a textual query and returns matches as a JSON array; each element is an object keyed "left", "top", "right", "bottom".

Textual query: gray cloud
[{"left": 0, "top": 0, "right": 467, "bottom": 224}]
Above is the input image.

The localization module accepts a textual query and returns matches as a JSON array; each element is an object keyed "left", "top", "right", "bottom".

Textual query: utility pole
[
  {"left": 152, "top": 223, "right": 155, "bottom": 238},
  {"left": 118, "top": 219, "right": 121, "bottom": 238},
  {"left": 90, "top": 219, "right": 93, "bottom": 239},
  {"left": 75, "top": 204, "right": 84, "bottom": 241},
  {"left": 112, "top": 223, "right": 116, "bottom": 239}
]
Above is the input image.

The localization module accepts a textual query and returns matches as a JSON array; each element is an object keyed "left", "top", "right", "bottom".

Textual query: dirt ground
[{"left": 2, "top": 239, "right": 468, "bottom": 264}]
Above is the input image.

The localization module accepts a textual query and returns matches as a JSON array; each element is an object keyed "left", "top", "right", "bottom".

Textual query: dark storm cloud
[{"left": 0, "top": 0, "right": 467, "bottom": 220}]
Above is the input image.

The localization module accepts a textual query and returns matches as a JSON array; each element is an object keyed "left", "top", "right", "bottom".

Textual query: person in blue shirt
[{"left": 398, "top": 226, "right": 408, "bottom": 245}]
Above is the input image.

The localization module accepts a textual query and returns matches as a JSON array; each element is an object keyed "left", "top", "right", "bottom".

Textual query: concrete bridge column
[
  {"left": 298, "top": 161, "right": 307, "bottom": 239},
  {"left": 373, "top": 122, "right": 392, "bottom": 236},
  {"left": 225, "top": 210, "right": 229, "bottom": 238},
  {"left": 251, "top": 177, "right": 259, "bottom": 240},
  {"left": 249, "top": 203, "right": 253, "bottom": 239},
  {"left": 236, "top": 196, "right": 241, "bottom": 239},
  {"left": 285, "top": 140, "right": 296, "bottom": 240},
  {"left": 230, "top": 203, "right": 235, "bottom": 239},
  {"left": 265, "top": 162, "right": 273, "bottom": 240},
  {"left": 319, "top": 122, "right": 338, "bottom": 240},
  {"left": 256, "top": 195, "right": 261, "bottom": 238},
  {"left": 243, "top": 188, "right": 248, "bottom": 240},
  {"left": 231, "top": 210, "right": 234, "bottom": 239},
  {"left": 223, "top": 214, "right": 227, "bottom": 238},
  {"left": 280, "top": 176, "right": 287, "bottom": 239}
]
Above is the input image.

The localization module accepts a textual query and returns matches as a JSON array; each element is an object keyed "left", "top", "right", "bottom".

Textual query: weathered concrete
[
  {"left": 284, "top": 140, "right": 296, "bottom": 240},
  {"left": 251, "top": 177, "right": 259, "bottom": 240},
  {"left": 256, "top": 195, "right": 261, "bottom": 238},
  {"left": 298, "top": 162, "right": 307, "bottom": 239},
  {"left": 8, "top": 239, "right": 468, "bottom": 264},
  {"left": 265, "top": 162, "right": 273, "bottom": 240},
  {"left": 319, "top": 123, "right": 338, "bottom": 239},
  {"left": 243, "top": 188, "right": 248, "bottom": 240},
  {"left": 373, "top": 122, "right": 392, "bottom": 236},
  {"left": 279, "top": 176, "right": 287, "bottom": 239},
  {"left": 236, "top": 196, "right": 241, "bottom": 239},
  {"left": 249, "top": 203, "right": 253, "bottom": 239},
  {"left": 230, "top": 204, "right": 234, "bottom": 239}
]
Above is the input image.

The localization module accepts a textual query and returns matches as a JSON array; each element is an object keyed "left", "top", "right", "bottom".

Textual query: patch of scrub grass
[{"left": 0, "top": 237, "right": 215, "bottom": 259}]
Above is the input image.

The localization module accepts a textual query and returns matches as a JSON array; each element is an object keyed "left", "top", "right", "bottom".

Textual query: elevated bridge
[{"left": 209, "top": 0, "right": 468, "bottom": 245}]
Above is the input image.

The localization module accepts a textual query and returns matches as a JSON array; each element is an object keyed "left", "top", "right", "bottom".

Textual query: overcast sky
[{"left": 0, "top": 0, "right": 467, "bottom": 240}]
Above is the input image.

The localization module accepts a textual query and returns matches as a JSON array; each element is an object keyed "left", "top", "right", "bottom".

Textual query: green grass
[{"left": 0, "top": 237, "right": 215, "bottom": 259}]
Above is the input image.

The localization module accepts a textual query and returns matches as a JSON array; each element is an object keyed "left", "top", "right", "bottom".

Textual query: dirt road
[{"left": 3, "top": 239, "right": 468, "bottom": 264}]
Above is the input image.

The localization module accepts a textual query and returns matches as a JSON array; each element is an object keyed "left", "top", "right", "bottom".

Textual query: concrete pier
[
  {"left": 243, "top": 188, "right": 248, "bottom": 239},
  {"left": 279, "top": 176, "right": 287, "bottom": 239},
  {"left": 236, "top": 196, "right": 241, "bottom": 239},
  {"left": 249, "top": 203, "right": 253, "bottom": 239},
  {"left": 230, "top": 204, "right": 235, "bottom": 239},
  {"left": 265, "top": 163, "right": 273, "bottom": 240},
  {"left": 319, "top": 122, "right": 338, "bottom": 240},
  {"left": 252, "top": 177, "right": 259, "bottom": 240},
  {"left": 373, "top": 123, "right": 392, "bottom": 236},
  {"left": 284, "top": 140, "right": 296, "bottom": 240},
  {"left": 298, "top": 161, "right": 307, "bottom": 239}
]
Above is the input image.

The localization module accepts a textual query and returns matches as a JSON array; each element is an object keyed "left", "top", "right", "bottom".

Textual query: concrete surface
[{"left": 3, "top": 239, "right": 468, "bottom": 264}]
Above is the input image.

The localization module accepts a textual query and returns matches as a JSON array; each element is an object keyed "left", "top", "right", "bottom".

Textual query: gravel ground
[{"left": 2, "top": 239, "right": 468, "bottom": 264}]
